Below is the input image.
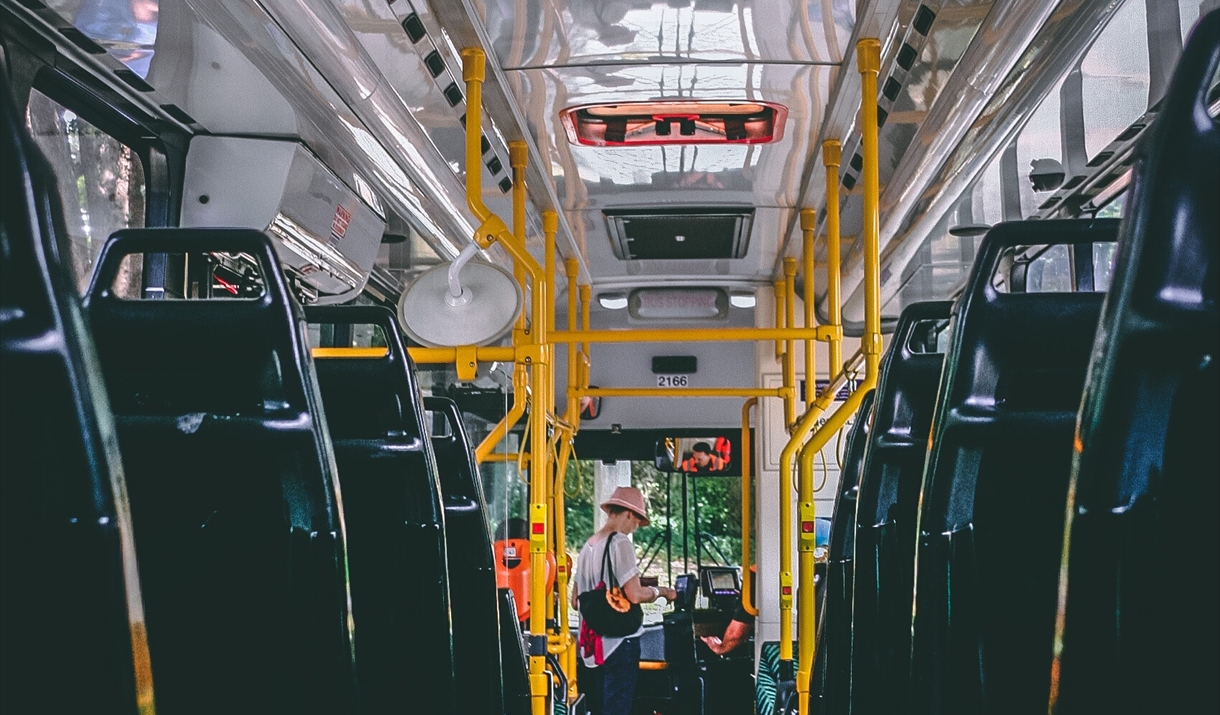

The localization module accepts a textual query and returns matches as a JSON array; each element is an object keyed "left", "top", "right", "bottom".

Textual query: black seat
[
  {"left": 849, "top": 301, "right": 952, "bottom": 714},
  {"left": 809, "top": 389, "right": 875, "bottom": 715},
  {"left": 304, "top": 305, "right": 457, "bottom": 715},
  {"left": 1052, "top": 11, "right": 1219, "bottom": 715},
  {"left": 908, "top": 219, "right": 1118, "bottom": 715},
  {"left": 426, "top": 395, "right": 506, "bottom": 715},
  {"left": 499, "top": 587, "right": 533, "bottom": 715},
  {"left": 85, "top": 229, "right": 357, "bottom": 715},
  {"left": 0, "top": 74, "right": 150, "bottom": 714}
]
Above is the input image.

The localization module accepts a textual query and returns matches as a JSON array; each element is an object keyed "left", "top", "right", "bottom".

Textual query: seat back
[
  {"left": 85, "top": 229, "right": 357, "bottom": 715},
  {"left": 0, "top": 74, "right": 150, "bottom": 715},
  {"left": 910, "top": 219, "right": 1118, "bottom": 715},
  {"left": 427, "top": 395, "right": 506, "bottom": 715},
  {"left": 499, "top": 587, "right": 533, "bottom": 715},
  {"left": 850, "top": 301, "right": 951, "bottom": 714},
  {"left": 810, "top": 389, "right": 875, "bottom": 715},
  {"left": 305, "top": 305, "right": 456, "bottom": 714},
  {"left": 1052, "top": 11, "right": 1220, "bottom": 714}
]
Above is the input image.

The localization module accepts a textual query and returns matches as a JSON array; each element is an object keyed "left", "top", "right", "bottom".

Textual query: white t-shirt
[{"left": 574, "top": 530, "right": 643, "bottom": 666}]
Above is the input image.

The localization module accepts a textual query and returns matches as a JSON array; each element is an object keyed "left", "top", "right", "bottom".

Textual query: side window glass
[
  {"left": 1025, "top": 244, "right": 1073, "bottom": 293},
  {"left": 1093, "top": 242, "right": 1118, "bottom": 292},
  {"left": 25, "top": 88, "right": 146, "bottom": 294}
]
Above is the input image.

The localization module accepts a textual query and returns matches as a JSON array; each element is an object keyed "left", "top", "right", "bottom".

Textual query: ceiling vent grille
[{"left": 604, "top": 207, "right": 754, "bottom": 261}]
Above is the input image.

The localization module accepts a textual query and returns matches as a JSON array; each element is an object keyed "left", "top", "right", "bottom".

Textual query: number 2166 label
[{"left": 657, "top": 375, "right": 690, "bottom": 387}]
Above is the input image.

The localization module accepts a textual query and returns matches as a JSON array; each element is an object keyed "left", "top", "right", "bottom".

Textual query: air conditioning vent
[{"left": 604, "top": 207, "right": 753, "bottom": 260}]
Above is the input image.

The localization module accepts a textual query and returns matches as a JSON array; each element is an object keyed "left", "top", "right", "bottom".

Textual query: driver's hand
[
  {"left": 701, "top": 636, "right": 724, "bottom": 654},
  {"left": 664, "top": 587, "right": 678, "bottom": 601}
]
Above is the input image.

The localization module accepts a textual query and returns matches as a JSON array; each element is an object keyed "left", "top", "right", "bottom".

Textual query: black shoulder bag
[{"left": 577, "top": 532, "right": 643, "bottom": 637}]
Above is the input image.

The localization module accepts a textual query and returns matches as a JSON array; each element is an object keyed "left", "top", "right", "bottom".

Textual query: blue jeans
[{"left": 580, "top": 637, "right": 640, "bottom": 715}]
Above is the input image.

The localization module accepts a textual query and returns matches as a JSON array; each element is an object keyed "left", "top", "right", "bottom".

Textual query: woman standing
[{"left": 572, "top": 486, "right": 677, "bottom": 715}]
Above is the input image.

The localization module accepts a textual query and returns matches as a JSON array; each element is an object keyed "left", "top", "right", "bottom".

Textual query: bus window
[{"left": 25, "top": 88, "right": 146, "bottom": 294}]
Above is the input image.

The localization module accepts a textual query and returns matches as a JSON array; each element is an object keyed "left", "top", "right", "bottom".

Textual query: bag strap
[{"left": 601, "top": 532, "right": 619, "bottom": 589}]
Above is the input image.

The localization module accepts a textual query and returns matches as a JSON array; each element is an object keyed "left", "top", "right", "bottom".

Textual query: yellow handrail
[
  {"left": 795, "top": 39, "right": 882, "bottom": 715},
  {"left": 311, "top": 347, "right": 388, "bottom": 359},
  {"left": 778, "top": 257, "right": 798, "bottom": 669},
  {"left": 583, "top": 387, "right": 787, "bottom": 399},
  {"left": 461, "top": 48, "right": 553, "bottom": 715},
  {"left": 801, "top": 209, "right": 816, "bottom": 410},
  {"left": 548, "top": 326, "right": 839, "bottom": 344},
  {"left": 774, "top": 279, "right": 786, "bottom": 359},
  {"left": 476, "top": 365, "right": 528, "bottom": 463},
  {"left": 823, "top": 140, "right": 844, "bottom": 377},
  {"left": 741, "top": 398, "right": 759, "bottom": 617}
]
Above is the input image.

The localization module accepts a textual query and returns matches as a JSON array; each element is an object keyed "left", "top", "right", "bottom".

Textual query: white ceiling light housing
[
  {"left": 598, "top": 292, "right": 628, "bottom": 310},
  {"left": 729, "top": 291, "right": 757, "bottom": 308}
]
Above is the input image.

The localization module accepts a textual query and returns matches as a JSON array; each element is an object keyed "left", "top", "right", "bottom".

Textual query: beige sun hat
[{"left": 600, "top": 486, "right": 651, "bottom": 526}]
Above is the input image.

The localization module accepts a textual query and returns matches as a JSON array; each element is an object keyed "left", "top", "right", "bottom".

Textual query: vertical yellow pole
[
  {"left": 796, "top": 42, "right": 883, "bottom": 715},
  {"left": 510, "top": 142, "right": 529, "bottom": 335},
  {"left": 779, "top": 256, "right": 798, "bottom": 674},
  {"left": 773, "top": 279, "right": 786, "bottom": 359},
  {"left": 526, "top": 209, "right": 557, "bottom": 715},
  {"left": 795, "top": 210, "right": 816, "bottom": 713},
  {"left": 564, "top": 259, "right": 580, "bottom": 423},
  {"left": 579, "top": 284, "right": 590, "bottom": 365},
  {"left": 859, "top": 39, "right": 883, "bottom": 379},
  {"left": 741, "top": 398, "right": 759, "bottom": 616},
  {"left": 560, "top": 257, "right": 581, "bottom": 700},
  {"left": 823, "top": 141, "right": 843, "bottom": 377},
  {"left": 800, "top": 209, "right": 817, "bottom": 408},
  {"left": 783, "top": 258, "right": 798, "bottom": 431}
]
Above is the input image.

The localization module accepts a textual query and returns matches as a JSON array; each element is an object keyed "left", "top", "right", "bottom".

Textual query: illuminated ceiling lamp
[
  {"left": 597, "top": 292, "right": 628, "bottom": 310},
  {"left": 397, "top": 242, "right": 522, "bottom": 346},
  {"left": 561, "top": 100, "right": 788, "bottom": 147}
]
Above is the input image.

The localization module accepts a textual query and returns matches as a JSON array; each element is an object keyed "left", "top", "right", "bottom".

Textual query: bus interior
[{"left": 1, "top": 1, "right": 1217, "bottom": 715}]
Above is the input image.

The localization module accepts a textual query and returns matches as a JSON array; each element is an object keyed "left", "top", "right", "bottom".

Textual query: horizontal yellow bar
[
  {"left": 311, "top": 347, "right": 388, "bottom": 359},
  {"left": 408, "top": 346, "right": 517, "bottom": 364},
  {"left": 583, "top": 387, "right": 786, "bottom": 398},
  {"left": 550, "top": 326, "right": 839, "bottom": 345},
  {"left": 638, "top": 661, "right": 668, "bottom": 671}
]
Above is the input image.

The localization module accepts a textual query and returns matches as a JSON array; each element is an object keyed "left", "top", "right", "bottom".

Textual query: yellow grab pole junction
[{"left": 795, "top": 39, "right": 883, "bottom": 715}]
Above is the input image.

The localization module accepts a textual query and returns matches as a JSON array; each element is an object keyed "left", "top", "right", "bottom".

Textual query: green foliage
[{"left": 563, "top": 460, "right": 743, "bottom": 583}]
